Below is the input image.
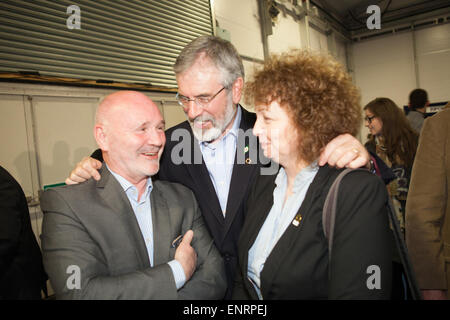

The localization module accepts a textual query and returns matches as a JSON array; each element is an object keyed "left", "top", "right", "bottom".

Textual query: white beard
[
  {"left": 190, "top": 100, "right": 236, "bottom": 143},
  {"left": 192, "top": 125, "right": 223, "bottom": 143}
]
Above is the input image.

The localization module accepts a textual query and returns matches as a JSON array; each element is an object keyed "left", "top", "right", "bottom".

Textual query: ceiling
[{"left": 310, "top": 0, "right": 450, "bottom": 33}]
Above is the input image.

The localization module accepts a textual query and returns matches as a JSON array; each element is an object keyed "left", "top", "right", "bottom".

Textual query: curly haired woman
[{"left": 233, "top": 51, "right": 393, "bottom": 300}]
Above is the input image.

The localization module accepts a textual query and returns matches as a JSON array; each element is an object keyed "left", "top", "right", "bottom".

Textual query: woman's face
[
  {"left": 253, "top": 100, "right": 299, "bottom": 166},
  {"left": 364, "top": 109, "right": 383, "bottom": 136}
]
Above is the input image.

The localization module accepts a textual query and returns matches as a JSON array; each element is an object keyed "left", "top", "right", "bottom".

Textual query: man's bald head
[
  {"left": 94, "top": 90, "right": 166, "bottom": 184},
  {"left": 95, "top": 91, "right": 157, "bottom": 129}
]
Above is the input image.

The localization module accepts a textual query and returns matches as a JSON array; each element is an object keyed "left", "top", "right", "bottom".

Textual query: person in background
[
  {"left": 364, "top": 97, "right": 419, "bottom": 299},
  {"left": 407, "top": 88, "right": 429, "bottom": 134},
  {"left": 406, "top": 108, "right": 450, "bottom": 300},
  {"left": 364, "top": 98, "right": 418, "bottom": 236},
  {"left": 0, "top": 165, "right": 47, "bottom": 299},
  {"left": 40, "top": 91, "right": 226, "bottom": 299},
  {"left": 63, "top": 36, "right": 372, "bottom": 299},
  {"left": 233, "top": 50, "right": 392, "bottom": 300}
]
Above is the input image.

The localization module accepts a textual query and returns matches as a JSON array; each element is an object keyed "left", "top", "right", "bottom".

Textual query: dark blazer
[
  {"left": 159, "top": 106, "right": 264, "bottom": 299},
  {"left": 0, "top": 166, "right": 47, "bottom": 300},
  {"left": 40, "top": 166, "right": 226, "bottom": 299},
  {"left": 233, "top": 165, "right": 393, "bottom": 300}
]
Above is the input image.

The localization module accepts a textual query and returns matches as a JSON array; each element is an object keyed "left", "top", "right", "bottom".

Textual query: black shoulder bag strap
[{"left": 322, "top": 168, "right": 422, "bottom": 300}]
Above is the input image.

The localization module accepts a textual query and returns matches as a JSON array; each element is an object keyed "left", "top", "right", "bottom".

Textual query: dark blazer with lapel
[
  {"left": 159, "top": 106, "right": 263, "bottom": 298},
  {"left": 0, "top": 166, "right": 47, "bottom": 299},
  {"left": 40, "top": 166, "right": 226, "bottom": 299},
  {"left": 233, "top": 165, "right": 393, "bottom": 300}
]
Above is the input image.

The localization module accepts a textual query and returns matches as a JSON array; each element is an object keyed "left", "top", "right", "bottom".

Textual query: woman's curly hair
[{"left": 245, "top": 50, "right": 361, "bottom": 163}]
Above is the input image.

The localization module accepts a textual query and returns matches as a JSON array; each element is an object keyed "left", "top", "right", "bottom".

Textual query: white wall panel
[
  {"left": 335, "top": 39, "right": 348, "bottom": 70},
  {"left": 241, "top": 59, "right": 260, "bottom": 112},
  {"left": 32, "top": 96, "right": 99, "bottom": 187},
  {"left": 353, "top": 32, "right": 416, "bottom": 106},
  {"left": 352, "top": 25, "right": 450, "bottom": 143},
  {"left": 352, "top": 32, "right": 417, "bottom": 142},
  {"left": 162, "top": 100, "right": 187, "bottom": 130},
  {"left": 268, "top": 14, "right": 302, "bottom": 54},
  {"left": 0, "top": 83, "right": 178, "bottom": 191},
  {"left": 214, "top": 0, "right": 264, "bottom": 60},
  {"left": 0, "top": 94, "right": 34, "bottom": 196},
  {"left": 309, "top": 27, "right": 328, "bottom": 53},
  {"left": 415, "top": 24, "right": 450, "bottom": 102}
]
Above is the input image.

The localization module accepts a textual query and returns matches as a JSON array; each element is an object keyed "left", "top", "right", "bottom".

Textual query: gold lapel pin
[
  {"left": 292, "top": 214, "right": 303, "bottom": 227},
  {"left": 245, "top": 158, "right": 252, "bottom": 164}
]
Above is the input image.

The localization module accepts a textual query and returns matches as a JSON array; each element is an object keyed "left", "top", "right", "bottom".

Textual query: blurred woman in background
[
  {"left": 364, "top": 97, "right": 419, "bottom": 300},
  {"left": 364, "top": 97, "right": 419, "bottom": 236}
]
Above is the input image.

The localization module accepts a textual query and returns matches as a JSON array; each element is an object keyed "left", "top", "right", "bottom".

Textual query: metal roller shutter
[{"left": 0, "top": 0, "right": 213, "bottom": 88}]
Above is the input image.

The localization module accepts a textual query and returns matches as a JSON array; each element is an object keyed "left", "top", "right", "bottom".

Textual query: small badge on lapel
[
  {"left": 244, "top": 145, "right": 252, "bottom": 164},
  {"left": 292, "top": 214, "right": 303, "bottom": 227}
]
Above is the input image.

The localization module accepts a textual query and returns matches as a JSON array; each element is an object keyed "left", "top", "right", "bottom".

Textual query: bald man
[{"left": 40, "top": 91, "right": 226, "bottom": 299}]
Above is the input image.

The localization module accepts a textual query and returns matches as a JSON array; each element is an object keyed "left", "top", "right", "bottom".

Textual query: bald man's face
[{"left": 99, "top": 94, "right": 165, "bottom": 183}]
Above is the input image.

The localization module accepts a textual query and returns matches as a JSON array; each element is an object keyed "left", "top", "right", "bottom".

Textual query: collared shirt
[
  {"left": 198, "top": 106, "right": 242, "bottom": 216},
  {"left": 106, "top": 165, "right": 186, "bottom": 289},
  {"left": 247, "top": 162, "right": 319, "bottom": 299}
]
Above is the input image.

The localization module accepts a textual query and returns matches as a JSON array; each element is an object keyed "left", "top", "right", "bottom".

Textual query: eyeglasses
[
  {"left": 175, "top": 87, "right": 226, "bottom": 109},
  {"left": 364, "top": 115, "right": 376, "bottom": 124}
]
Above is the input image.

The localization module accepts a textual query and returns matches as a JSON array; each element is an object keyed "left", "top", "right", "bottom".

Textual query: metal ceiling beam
[{"left": 351, "top": 7, "right": 450, "bottom": 41}]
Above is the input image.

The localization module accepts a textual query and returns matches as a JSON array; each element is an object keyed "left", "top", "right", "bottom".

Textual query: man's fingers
[
  {"left": 319, "top": 134, "right": 370, "bottom": 169},
  {"left": 66, "top": 157, "right": 103, "bottom": 184},
  {"left": 65, "top": 175, "right": 86, "bottom": 185},
  {"left": 318, "top": 134, "right": 350, "bottom": 166},
  {"left": 182, "top": 230, "right": 194, "bottom": 245},
  {"left": 69, "top": 166, "right": 93, "bottom": 181},
  {"left": 334, "top": 149, "right": 359, "bottom": 168},
  {"left": 85, "top": 158, "right": 102, "bottom": 181},
  {"left": 346, "top": 148, "right": 370, "bottom": 169},
  {"left": 90, "top": 158, "right": 103, "bottom": 170},
  {"left": 175, "top": 230, "right": 196, "bottom": 280},
  {"left": 346, "top": 157, "right": 368, "bottom": 169},
  {"left": 321, "top": 143, "right": 348, "bottom": 167},
  {"left": 65, "top": 177, "right": 78, "bottom": 185}
]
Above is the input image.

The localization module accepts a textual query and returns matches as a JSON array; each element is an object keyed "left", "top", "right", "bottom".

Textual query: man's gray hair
[{"left": 174, "top": 35, "right": 245, "bottom": 88}]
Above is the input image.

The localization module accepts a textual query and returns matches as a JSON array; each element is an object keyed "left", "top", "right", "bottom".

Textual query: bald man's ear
[
  {"left": 231, "top": 77, "right": 244, "bottom": 105},
  {"left": 94, "top": 124, "right": 108, "bottom": 151}
]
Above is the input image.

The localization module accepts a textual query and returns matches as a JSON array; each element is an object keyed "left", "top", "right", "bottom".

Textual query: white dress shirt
[{"left": 247, "top": 162, "right": 319, "bottom": 299}]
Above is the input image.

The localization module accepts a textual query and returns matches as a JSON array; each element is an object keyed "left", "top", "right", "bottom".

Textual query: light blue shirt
[
  {"left": 106, "top": 165, "right": 186, "bottom": 290},
  {"left": 247, "top": 162, "right": 319, "bottom": 299},
  {"left": 199, "top": 106, "right": 242, "bottom": 216}
]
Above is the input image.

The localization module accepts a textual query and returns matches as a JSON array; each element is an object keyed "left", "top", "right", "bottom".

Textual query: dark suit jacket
[
  {"left": 159, "top": 106, "right": 264, "bottom": 298},
  {"left": 40, "top": 166, "right": 226, "bottom": 299},
  {"left": 92, "top": 106, "right": 264, "bottom": 299},
  {"left": 0, "top": 166, "right": 47, "bottom": 299},
  {"left": 233, "top": 165, "right": 393, "bottom": 300}
]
